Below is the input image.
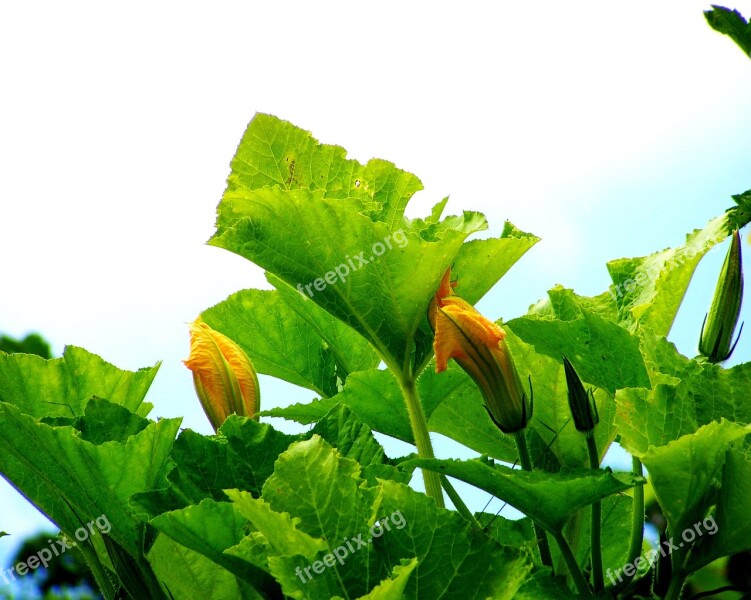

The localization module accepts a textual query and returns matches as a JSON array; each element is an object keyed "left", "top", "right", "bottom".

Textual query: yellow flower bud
[
  {"left": 429, "top": 268, "right": 531, "bottom": 434},
  {"left": 184, "top": 319, "right": 260, "bottom": 431}
]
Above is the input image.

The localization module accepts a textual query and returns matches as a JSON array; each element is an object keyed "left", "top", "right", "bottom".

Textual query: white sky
[{"left": 1, "top": 0, "right": 751, "bottom": 571}]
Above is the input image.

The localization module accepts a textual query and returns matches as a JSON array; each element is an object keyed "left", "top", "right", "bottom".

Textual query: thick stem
[
  {"left": 514, "top": 431, "right": 554, "bottom": 568},
  {"left": 553, "top": 531, "right": 593, "bottom": 599},
  {"left": 401, "top": 377, "right": 444, "bottom": 508},
  {"left": 664, "top": 570, "right": 687, "bottom": 600},
  {"left": 611, "top": 456, "right": 645, "bottom": 594},
  {"left": 586, "top": 433, "right": 604, "bottom": 593}
]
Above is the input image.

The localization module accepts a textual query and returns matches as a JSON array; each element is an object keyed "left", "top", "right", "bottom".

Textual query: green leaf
[
  {"left": 726, "top": 188, "right": 751, "bottom": 232},
  {"left": 308, "top": 404, "right": 386, "bottom": 469},
  {"left": 452, "top": 222, "right": 540, "bottom": 306},
  {"left": 352, "top": 559, "right": 417, "bottom": 600},
  {"left": 514, "top": 570, "right": 575, "bottom": 600},
  {"left": 0, "top": 345, "right": 158, "bottom": 419},
  {"left": 0, "top": 332, "right": 52, "bottom": 358},
  {"left": 689, "top": 448, "right": 751, "bottom": 571},
  {"left": 260, "top": 396, "right": 338, "bottom": 425},
  {"left": 201, "top": 283, "right": 378, "bottom": 397},
  {"left": 213, "top": 188, "right": 482, "bottom": 371},
  {"left": 137, "top": 405, "right": 399, "bottom": 519},
  {"left": 640, "top": 420, "right": 749, "bottom": 537},
  {"left": 0, "top": 400, "right": 180, "bottom": 557},
  {"left": 149, "top": 498, "right": 279, "bottom": 594},
  {"left": 133, "top": 417, "right": 299, "bottom": 516},
  {"left": 606, "top": 213, "right": 738, "bottom": 336},
  {"left": 77, "top": 397, "right": 150, "bottom": 444},
  {"left": 226, "top": 491, "right": 326, "bottom": 558},
  {"left": 261, "top": 436, "right": 533, "bottom": 599},
  {"left": 148, "top": 532, "right": 265, "bottom": 600},
  {"left": 616, "top": 334, "right": 751, "bottom": 457},
  {"left": 210, "top": 114, "right": 509, "bottom": 370},
  {"left": 705, "top": 6, "right": 751, "bottom": 59},
  {"left": 509, "top": 287, "right": 651, "bottom": 395},
  {"left": 406, "top": 457, "right": 639, "bottom": 534}
]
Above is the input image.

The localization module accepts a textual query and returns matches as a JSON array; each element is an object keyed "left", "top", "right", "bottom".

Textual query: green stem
[
  {"left": 612, "top": 456, "right": 645, "bottom": 594},
  {"left": 664, "top": 569, "right": 687, "bottom": 600},
  {"left": 665, "top": 545, "right": 693, "bottom": 600},
  {"left": 400, "top": 377, "right": 444, "bottom": 508},
  {"left": 76, "top": 539, "right": 119, "bottom": 600},
  {"left": 440, "top": 475, "right": 481, "bottom": 529},
  {"left": 553, "top": 531, "right": 593, "bottom": 599},
  {"left": 586, "top": 433, "right": 604, "bottom": 593},
  {"left": 514, "top": 431, "right": 554, "bottom": 568}
]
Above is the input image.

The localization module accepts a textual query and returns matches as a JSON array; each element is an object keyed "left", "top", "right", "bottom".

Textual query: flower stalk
[
  {"left": 514, "top": 431, "right": 554, "bottom": 568},
  {"left": 564, "top": 357, "right": 603, "bottom": 592}
]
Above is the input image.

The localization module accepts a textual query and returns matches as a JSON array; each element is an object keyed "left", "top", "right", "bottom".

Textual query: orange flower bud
[
  {"left": 429, "top": 268, "right": 531, "bottom": 434},
  {"left": 184, "top": 319, "right": 260, "bottom": 431}
]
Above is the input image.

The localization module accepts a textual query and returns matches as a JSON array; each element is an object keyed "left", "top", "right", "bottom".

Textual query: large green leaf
[
  {"left": 0, "top": 345, "right": 158, "bottom": 418},
  {"left": 640, "top": 420, "right": 749, "bottom": 538},
  {"left": 508, "top": 287, "right": 651, "bottom": 395},
  {"left": 606, "top": 209, "right": 749, "bottom": 336},
  {"left": 201, "top": 283, "right": 378, "bottom": 397},
  {"left": 260, "top": 436, "right": 533, "bottom": 599},
  {"left": 407, "top": 457, "right": 639, "bottom": 535},
  {"left": 136, "top": 404, "right": 397, "bottom": 517},
  {"left": 132, "top": 417, "right": 299, "bottom": 517},
  {"left": 212, "top": 185, "right": 481, "bottom": 370},
  {"left": 688, "top": 448, "right": 751, "bottom": 571},
  {"left": 0, "top": 400, "right": 180, "bottom": 557},
  {"left": 148, "top": 500, "right": 278, "bottom": 597},
  {"left": 616, "top": 334, "right": 751, "bottom": 457},
  {"left": 210, "top": 114, "right": 537, "bottom": 371},
  {"left": 148, "top": 534, "right": 264, "bottom": 600}
]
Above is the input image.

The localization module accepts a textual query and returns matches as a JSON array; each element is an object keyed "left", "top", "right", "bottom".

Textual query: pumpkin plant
[{"left": 1, "top": 6, "right": 751, "bottom": 599}]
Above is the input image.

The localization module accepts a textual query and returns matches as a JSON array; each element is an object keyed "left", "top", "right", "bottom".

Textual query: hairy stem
[
  {"left": 586, "top": 433, "right": 604, "bottom": 593},
  {"left": 553, "top": 530, "right": 593, "bottom": 599},
  {"left": 514, "top": 431, "right": 553, "bottom": 568},
  {"left": 612, "top": 456, "right": 645, "bottom": 594},
  {"left": 441, "top": 475, "right": 481, "bottom": 529},
  {"left": 400, "top": 377, "right": 444, "bottom": 508}
]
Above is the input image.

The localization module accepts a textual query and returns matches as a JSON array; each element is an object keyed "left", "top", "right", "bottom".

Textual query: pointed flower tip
[
  {"left": 563, "top": 357, "right": 599, "bottom": 433},
  {"left": 430, "top": 266, "right": 528, "bottom": 434},
  {"left": 184, "top": 318, "right": 260, "bottom": 431},
  {"left": 699, "top": 229, "right": 744, "bottom": 363}
]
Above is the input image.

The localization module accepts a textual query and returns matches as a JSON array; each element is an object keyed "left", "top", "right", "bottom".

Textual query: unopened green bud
[
  {"left": 563, "top": 357, "right": 598, "bottom": 434},
  {"left": 699, "top": 230, "right": 744, "bottom": 363}
]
